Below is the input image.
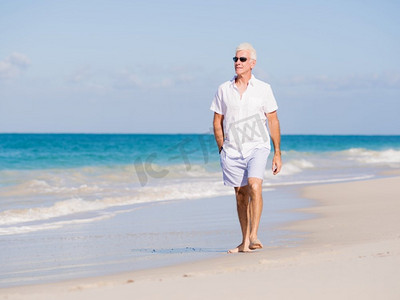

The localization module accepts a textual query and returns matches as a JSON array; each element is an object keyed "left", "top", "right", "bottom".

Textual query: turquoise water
[
  {"left": 1, "top": 133, "right": 399, "bottom": 233},
  {"left": 282, "top": 135, "right": 400, "bottom": 152},
  {"left": 0, "top": 134, "right": 399, "bottom": 287},
  {"left": 1, "top": 134, "right": 400, "bottom": 170}
]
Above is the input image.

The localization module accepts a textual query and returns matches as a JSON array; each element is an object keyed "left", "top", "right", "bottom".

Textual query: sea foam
[
  {"left": 1, "top": 139, "right": 399, "bottom": 235},
  {"left": 345, "top": 148, "right": 400, "bottom": 166}
]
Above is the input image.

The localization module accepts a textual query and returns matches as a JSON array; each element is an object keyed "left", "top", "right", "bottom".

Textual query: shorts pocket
[{"left": 219, "top": 147, "right": 226, "bottom": 167}]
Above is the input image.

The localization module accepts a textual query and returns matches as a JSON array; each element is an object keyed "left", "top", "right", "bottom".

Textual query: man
[{"left": 210, "top": 42, "right": 282, "bottom": 253}]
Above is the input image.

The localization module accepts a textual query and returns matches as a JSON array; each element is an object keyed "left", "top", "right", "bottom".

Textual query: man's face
[{"left": 234, "top": 50, "right": 256, "bottom": 76}]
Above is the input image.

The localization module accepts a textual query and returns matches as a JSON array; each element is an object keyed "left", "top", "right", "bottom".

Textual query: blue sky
[{"left": 1, "top": 0, "right": 399, "bottom": 134}]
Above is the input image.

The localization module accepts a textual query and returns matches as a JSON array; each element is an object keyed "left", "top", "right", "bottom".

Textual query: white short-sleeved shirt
[{"left": 210, "top": 75, "right": 278, "bottom": 158}]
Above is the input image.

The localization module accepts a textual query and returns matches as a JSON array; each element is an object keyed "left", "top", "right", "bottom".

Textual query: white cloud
[
  {"left": 113, "top": 70, "right": 143, "bottom": 89},
  {"left": 281, "top": 72, "right": 400, "bottom": 91},
  {"left": 113, "top": 65, "right": 200, "bottom": 90},
  {"left": 159, "top": 78, "right": 174, "bottom": 88},
  {"left": 0, "top": 52, "right": 31, "bottom": 80},
  {"left": 67, "top": 65, "right": 92, "bottom": 83},
  {"left": 66, "top": 65, "right": 108, "bottom": 94},
  {"left": 65, "top": 64, "right": 211, "bottom": 93}
]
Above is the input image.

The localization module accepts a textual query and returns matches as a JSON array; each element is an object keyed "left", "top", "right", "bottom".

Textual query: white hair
[{"left": 236, "top": 42, "right": 257, "bottom": 60}]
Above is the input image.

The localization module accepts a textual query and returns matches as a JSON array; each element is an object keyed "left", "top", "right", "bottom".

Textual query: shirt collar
[{"left": 230, "top": 74, "right": 256, "bottom": 87}]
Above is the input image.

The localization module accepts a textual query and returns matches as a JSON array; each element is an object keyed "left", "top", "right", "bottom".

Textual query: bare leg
[
  {"left": 228, "top": 185, "right": 252, "bottom": 253},
  {"left": 248, "top": 177, "right": 264, "bottom": 249}
]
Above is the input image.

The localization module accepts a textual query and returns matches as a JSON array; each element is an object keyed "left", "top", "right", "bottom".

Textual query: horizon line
[{"left": 1, "top": 132, "right": 399, "bottom": 136}]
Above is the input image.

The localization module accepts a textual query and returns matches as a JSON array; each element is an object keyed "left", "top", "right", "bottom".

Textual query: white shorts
[{"left": 219, "top": 147, "right": 270, "bottom": 187}]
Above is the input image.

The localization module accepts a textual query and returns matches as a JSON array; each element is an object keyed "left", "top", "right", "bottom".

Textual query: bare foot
[
  {"left": 249, "top": 239, "right": 263, "bottom": 250},
  {"left": 228, "top": 243, "right": 253, "bottom": 253}
]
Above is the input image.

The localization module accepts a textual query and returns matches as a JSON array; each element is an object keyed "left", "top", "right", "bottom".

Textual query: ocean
[{"left": 1, "top": 134, "right": 400, "bottom": 287}]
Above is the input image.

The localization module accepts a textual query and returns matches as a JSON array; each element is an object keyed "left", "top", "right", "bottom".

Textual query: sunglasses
[{"left": 233, "top": 56, "right": 248, "bottom": 63}]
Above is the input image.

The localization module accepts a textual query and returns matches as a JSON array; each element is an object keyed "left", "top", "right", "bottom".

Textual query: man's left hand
[{"left": 272, "top": 152, "right": 282, "bottom": 175}]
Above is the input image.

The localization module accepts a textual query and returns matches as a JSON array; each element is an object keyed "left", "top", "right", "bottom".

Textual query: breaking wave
[{"left": 1, "top": 147, "right": 399, "bottom": 235}]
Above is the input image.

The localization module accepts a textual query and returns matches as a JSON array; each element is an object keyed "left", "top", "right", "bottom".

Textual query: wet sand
[{"left": 1, "top": 176, "right": 399, "bottom": 299}]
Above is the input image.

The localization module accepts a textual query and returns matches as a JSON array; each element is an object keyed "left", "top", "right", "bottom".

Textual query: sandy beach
[{"left": 1, "top": 175, "right": 399, "bottom": 300}]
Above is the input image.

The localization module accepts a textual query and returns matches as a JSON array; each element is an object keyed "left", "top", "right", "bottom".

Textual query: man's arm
[
  {"left": 213, "top": 112, "right": 224, "bottom": 153},
  {"left": 266, "top": 111, "right": 282, "bottom": 175}
]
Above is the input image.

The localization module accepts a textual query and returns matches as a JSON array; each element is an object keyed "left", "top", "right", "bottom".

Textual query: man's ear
[{"left": 250, "top": 59, "right": 256, "bottom": 70}]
